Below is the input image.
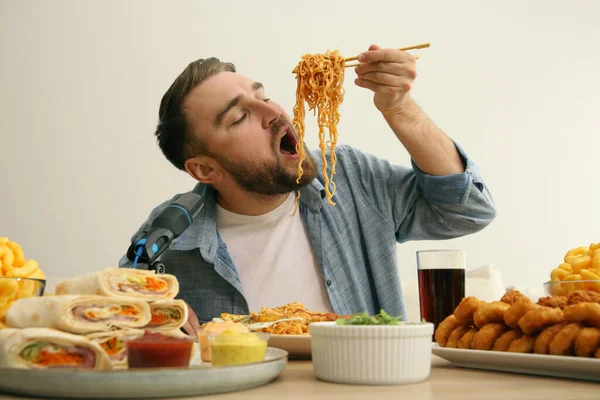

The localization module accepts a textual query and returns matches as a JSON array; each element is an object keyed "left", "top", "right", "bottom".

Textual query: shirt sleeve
[
  {"left": 116, "top": 194, "right": 184, "bottom": 268},
  {"left": 118, "top": 254, "right": 133, "bottom": 268},
  {"left": 340, "top": 143, "right": 497, "bottom": 243}
]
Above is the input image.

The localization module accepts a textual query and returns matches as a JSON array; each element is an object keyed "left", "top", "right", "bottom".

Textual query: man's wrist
[{"left": 381, "top": 96, "right": 426, "bottom": 138}]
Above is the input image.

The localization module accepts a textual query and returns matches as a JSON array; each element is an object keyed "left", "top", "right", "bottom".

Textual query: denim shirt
[{"left": 119, "top": 144, "right": 496, "bottom": 322}]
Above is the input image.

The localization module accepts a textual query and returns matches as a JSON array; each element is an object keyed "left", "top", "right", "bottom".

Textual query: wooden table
[
  {"left": 0, "top": 356, "right": 596, "bottom": 400},
  {"left": 199, "top": 355, "right": 597, "bottom": 400}
]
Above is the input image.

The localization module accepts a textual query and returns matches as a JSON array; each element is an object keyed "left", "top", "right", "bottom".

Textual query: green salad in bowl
[
  {"left": 310, "top": 309, "right": 434, "bottom": 385},
  {"left": 335, "top": 309, "right": 427, "bottom": 326}
]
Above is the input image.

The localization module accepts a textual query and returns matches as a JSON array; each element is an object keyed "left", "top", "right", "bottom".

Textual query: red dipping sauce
[{"left": 126, "top": 331, "right": 194, "bottom": 369}]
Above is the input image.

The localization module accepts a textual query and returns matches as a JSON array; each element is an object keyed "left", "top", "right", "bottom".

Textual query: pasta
[
  {"left": 548, "top": 242, "right": 600, "bottom": 295},
  {"left": 292, "top": 50, "right": 345, "bottom": 209},
  {"left": 219, "top": 302, "right": 347, "bottom": 335}
]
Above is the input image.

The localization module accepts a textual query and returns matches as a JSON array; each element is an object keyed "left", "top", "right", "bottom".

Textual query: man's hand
[
  {"left": 354, "top": 43, "right": 463, "bottom": 176},
  {"left": 354, "top": 44, "right": 417, "bottom": 116},
  {"left": 182, "top": 302, "right": 200, "bottom": 340}
]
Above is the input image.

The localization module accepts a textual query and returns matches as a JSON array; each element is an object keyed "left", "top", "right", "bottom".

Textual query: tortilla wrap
[
  {"left": 85, "top": 328, "right": 145, "bottom": 368},
  {"left": 55, "top": 268, "right": 179, "bottom": 300},
  {"left": 145, "top": 299, "right": 188, "bottom": 331},
  {"left": 5, "top": 295, "right": 151, "bottom": 334},
  {"left": 0, "top": 327, "right": 112, "bottom": 370}
]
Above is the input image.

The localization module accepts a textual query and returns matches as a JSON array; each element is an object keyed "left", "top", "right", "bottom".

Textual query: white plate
[
  {"left": 432, "top": 344, "right": 600, "bottom": 382},
  {"left": 0, "top": 347, "right": 288, "bottom": 399},
  {"left": 268, "top": 334, "right": 311, "bottom": 359}
]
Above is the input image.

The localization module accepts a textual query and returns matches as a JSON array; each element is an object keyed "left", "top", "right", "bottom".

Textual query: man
[{"left": 119, "top": 44, "right": 496, "bottom": 334}]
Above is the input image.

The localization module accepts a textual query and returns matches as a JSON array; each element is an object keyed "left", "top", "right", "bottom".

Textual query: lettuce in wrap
[
  {"left": 56, "top": 268, "right": 179, "bottom": 300},
  {"left": 145, "top": 299, "right": 188, "bottom": 331},
  {"left": 0, "top": 327, "right": 112, "bottom": 370},
  {"left": 5, "top": 295, "right": 151, "bottom": 334}
]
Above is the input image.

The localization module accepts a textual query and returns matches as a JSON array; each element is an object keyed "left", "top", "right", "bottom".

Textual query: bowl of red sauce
[{"left": 126, "top": 331, "right": 194, "bottom": 369}]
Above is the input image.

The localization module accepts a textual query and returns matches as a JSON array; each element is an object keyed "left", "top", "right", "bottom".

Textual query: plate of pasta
[{"left": 212, "top": 302, "right": 349, "bottom": 358}]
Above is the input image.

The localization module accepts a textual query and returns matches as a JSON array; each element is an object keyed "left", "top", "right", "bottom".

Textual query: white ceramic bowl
[{"left": 309, "top": 321, "right": 434, "bottom": 385}]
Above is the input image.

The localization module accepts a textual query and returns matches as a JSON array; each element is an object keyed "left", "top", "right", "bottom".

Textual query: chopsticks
[
  {"left": 344, "top": 42, "right": 430, "bottom": 62},
  {"left": 344, "top": 42, "right": 430, "bottom": 68},
  {"left": 345, "top": 55, "right": 420, "bottom": 68}
]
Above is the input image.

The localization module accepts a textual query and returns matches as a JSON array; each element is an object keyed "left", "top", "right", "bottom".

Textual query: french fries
[
  {"left": 550, "top": 242, "right": 600, "bottom": 295},
  {"left": 0, "top": 237, "right": 46, "bottom": 326}
]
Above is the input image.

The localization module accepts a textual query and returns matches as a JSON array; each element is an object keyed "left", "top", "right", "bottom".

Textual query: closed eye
[
  {"left": 231, "top": 98, "right": 270, "bottom": 126},
  {"left": 231, "top": 112, "right": 247, "bottom": 126}
]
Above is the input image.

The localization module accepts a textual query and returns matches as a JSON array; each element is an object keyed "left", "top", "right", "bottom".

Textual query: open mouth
[{"left": 279, "top": 125, "right": 298, "bottom": 156}]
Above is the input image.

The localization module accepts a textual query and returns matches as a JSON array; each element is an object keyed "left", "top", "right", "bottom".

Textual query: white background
[{"left": 2, "top": 0, "right": 599, "bottom": 300}]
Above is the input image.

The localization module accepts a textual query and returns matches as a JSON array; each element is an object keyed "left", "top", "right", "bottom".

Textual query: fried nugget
[
  {"left": 473, "top": 301, "right": 510, "bottom": 328},
  {"left": 454, "top": 296, "right": 480, "bottom": 325},
  {"left": 575, "top": 327, "right": 600, "bottom": 357},
  {"left": 534, "top": 322, "right": 568, "bottom": 354},
  {"left": 458, "top": 327, "right": 478, "bottom": 349},
  {"left": 492, "top": 329, "right": 522, "bottom": 351},
  {"left": 504, "top": 297, "right": 537, "bottom": 329},
  {"left": 434, "top": 315, "right": 461, "bottom": 347},
  {"left": 518, "top": 307, "right": 564, "bottom": 336},
  {"left": 549, "top": 323, "right": 584, "bottom": 356},
  {"left": 471, "top": 323, "right": 508, "bottom": 350},
  {"left": 508, "top": 335, "right": 535, "bottom": 353},
  {"left": 500, "top": 290, "right": 527, "bottom": 305},
  {"left": 537, "top": 296, "right": 568, "bottom": 309},
  {"left": 564, "top": 302, "right": 600, "bottom": 328},
  {"left": 568, "top": 290, "right": 600, "bottom": 305},
  {"left": 445, "top": 325, "right": 471, "bottom": 348}
]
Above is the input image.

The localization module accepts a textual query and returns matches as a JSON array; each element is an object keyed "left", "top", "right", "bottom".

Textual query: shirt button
[{"left": 326, "top": 280, "right": 332, "bottom": 287}]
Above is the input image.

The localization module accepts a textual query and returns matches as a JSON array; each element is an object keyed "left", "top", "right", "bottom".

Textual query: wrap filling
[
  {"left": 114, "top": 274, "right": 168, "bottom": 295},
  {"left": 19, "top": 342, "right": 95, "bottom": 368},
  {"left": 97, "top": 337, "right": 126, "bottom": 360},
  {"left": 72, "top": 304, "right": 140, "bottom": 322},
  {"left": 148, "top": 307, "right": 182, "bottom": 327}
]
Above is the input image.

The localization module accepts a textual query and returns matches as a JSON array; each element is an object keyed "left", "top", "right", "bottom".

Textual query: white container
[{"left": 309, "top": 321, "right": 434, "bottom": 385}]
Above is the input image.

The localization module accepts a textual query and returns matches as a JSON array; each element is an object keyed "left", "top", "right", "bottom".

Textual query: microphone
[{"left": 126, "top": 193, "right": 204, "bottom": 270}]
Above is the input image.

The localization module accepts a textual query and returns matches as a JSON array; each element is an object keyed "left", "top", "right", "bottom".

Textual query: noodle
[
  {"left": 219, "top": 302, "right": 348, "bottom": 335},
  {"left": 292, "top": 50, "right": 345, "bottom": 210}
]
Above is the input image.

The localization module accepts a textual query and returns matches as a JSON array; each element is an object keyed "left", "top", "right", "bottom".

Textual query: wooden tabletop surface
[
  {"left": 0, "top": 355, "right": 597, "bottom": 400},
  {"left": 200, "top": 355, "right": 599, "bottom": 400}
]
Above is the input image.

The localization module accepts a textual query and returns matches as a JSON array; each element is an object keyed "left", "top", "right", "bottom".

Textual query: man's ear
[{"left": 184, "top": 155, "right": 223, "bottom": 184}]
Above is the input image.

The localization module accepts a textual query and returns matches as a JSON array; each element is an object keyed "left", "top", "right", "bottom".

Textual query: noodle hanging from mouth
[{"left": 292, "top": 50, "right": 345, "bottom": 211}]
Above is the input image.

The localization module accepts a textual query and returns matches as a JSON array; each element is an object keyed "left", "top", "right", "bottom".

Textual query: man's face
[{"left": 183, "top": 71, "right": 317, "bottom": 197}]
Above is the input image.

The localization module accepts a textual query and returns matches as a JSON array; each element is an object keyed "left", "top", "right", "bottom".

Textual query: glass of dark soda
[{"left": 417, "top": 250, "right": 466, "bottom": 338}]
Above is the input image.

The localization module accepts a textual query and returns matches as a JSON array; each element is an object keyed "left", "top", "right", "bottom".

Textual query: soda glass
[{"left": 417, "top": 250, "right": 466, "bottom": 335}]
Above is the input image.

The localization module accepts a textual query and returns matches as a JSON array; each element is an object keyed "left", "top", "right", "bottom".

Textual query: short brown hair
[{"left": 155, "top": 57, "right": 236, "bottom": 170}]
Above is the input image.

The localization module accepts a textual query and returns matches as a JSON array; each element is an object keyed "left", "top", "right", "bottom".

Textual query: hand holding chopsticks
[
  {"left": 345, "top": 42, "right": 429, "bottom": 68},
  {"left": 352, "top": 43, "right": 422, "bottom": 114}
]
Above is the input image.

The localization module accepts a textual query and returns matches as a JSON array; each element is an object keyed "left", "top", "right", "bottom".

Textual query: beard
[{"left": 211, "top": 120, "right": 318, "bottom": 198}]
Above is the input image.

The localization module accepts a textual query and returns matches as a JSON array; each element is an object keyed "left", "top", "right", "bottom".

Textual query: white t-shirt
[{"left": 215, "top": 193, "right": 333, "bottom": 313}]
